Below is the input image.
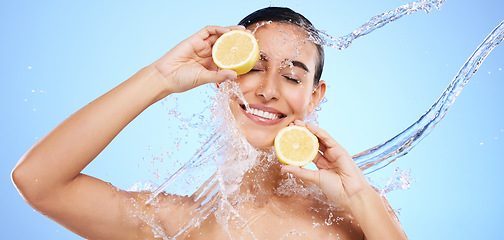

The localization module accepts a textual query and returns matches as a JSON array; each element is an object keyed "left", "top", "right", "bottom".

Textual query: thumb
[
  {"left": 198, "top": 69, "right": 237, "bottom": 85},
  {"left": 281, "top": 165, "right": 320, "bottom": 186}
]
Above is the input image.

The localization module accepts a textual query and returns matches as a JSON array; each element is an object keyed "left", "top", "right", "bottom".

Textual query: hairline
[{"left": 238, "top": 8, "right": 324, "bottom": 87}]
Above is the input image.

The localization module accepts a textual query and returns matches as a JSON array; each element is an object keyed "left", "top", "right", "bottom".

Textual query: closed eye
[{"left": 283, "top": 75, "right": 301, "bottom": 84}]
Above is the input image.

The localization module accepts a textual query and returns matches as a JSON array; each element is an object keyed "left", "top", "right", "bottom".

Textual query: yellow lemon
[
  {"left": 274, "top": 126, "right": 319, "bottom": 167},
  {"left": 212, "top": 30, "right": 260, "bottom": 75}
]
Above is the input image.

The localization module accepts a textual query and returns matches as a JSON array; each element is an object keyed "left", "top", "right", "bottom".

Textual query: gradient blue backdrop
[{"left": 2, "top": 0, "right": 503, "bottom": 239}]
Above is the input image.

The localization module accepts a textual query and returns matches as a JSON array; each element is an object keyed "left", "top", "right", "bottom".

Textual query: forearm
[
  {"left": 347, "top": 187, "right": 407, "bottom": 240},
  {"left": 12, "top": 65, "right": 168, "bottom": 198}
]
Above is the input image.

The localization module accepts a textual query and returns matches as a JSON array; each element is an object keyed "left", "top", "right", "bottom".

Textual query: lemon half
[
  {"left": 274, "top": 126, "right": 319, "bottom": 167},
  {"left": 212, "top": 30, "right": 260, "bottom": 75}
]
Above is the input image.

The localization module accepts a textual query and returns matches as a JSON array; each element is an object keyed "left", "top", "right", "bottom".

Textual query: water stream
[{"left": 352, "top": 19, "right": 504, "bottom": 174}]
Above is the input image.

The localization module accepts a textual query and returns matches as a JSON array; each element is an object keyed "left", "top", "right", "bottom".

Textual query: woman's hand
[
  {"left": 281, "top": 120, "right": 371, "bottom": 209},
  {"left": 282, "top": 120, "right": 407, "bottom": 239},
  {"left": 152, "top": 25, "right": 244, "bottom": 94}
]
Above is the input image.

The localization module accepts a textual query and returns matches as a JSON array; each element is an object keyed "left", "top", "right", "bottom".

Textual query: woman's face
[{"left": 229, "top": 22, "right": 326, "bottom": 148}]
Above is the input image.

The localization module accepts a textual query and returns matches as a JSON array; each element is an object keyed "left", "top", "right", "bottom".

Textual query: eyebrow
[
  {"left": 259, "top": 52, "right": 310, "bottom": 73},
  {"left": 291, "top": 60, "right": 310, "bottom": 73}
]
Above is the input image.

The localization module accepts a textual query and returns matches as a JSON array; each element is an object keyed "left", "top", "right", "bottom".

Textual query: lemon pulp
[
  {"left": 274, "top": 126, "right": 319, "bottom": 167},
  {"left": 212, "top": 30, "right": 260, "bottom": 75}
]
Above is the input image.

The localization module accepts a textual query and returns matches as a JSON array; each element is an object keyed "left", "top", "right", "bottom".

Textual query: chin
[
  {"left": 243, "top": 131, "right": 275, "bottom": 149},
  {"left": 248, "top": 141, "right": 274, "bottom": 150}
]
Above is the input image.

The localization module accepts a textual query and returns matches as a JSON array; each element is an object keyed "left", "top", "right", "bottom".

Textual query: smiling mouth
[{"left": 240, "top": 104, "right": 286, "bottom": 120}]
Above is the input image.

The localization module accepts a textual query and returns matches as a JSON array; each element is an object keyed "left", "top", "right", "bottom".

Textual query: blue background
[{"left": 2, "top": 0, "right": 503, "bottom": 239}]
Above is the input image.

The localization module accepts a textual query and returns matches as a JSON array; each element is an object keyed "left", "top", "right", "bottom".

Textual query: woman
[{"left": 12, "top": 7, "right": 407, "bottom": 239}]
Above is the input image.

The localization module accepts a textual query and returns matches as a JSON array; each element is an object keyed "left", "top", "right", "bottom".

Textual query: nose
[{"left": 256, "top": 72, "right": 279, "bottom": 101}]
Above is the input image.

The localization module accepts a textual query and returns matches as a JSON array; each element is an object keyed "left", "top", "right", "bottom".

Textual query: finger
[
  {"left": 305, "top": 122, "right": 340, "bottom": 150},
  {"left": 193, "top": 26, "right": 231, "bottom": 45},
  {"left": 281, "top": 165, "right": 320, "bottom": 186},
  {"left": 226, "top": 25, "right": 247, "bottom": 31},
  {"left": 293, "top": 119, "right": 306, "bottom": 127},
  {"left": 313, "top": 154, "right": 335, "bottom": 170},
  {"left": 198, "top": 69, "right": 237, "bottom": 85},
  {"left": 218, "top": 69, "right": 238, "bottom": 80},
  {"left": 305, "top": 122, "right": 354, "bottom": 169},
  {"left": 202, "top": 25, "right": 246, "bottom": 39},
  {"left": 212, "top": 25, "right": 245, "bottom": 38}
]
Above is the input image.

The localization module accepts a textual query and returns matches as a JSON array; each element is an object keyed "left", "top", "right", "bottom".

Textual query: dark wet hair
[{"left": 238, "top": 7, "right": 325, "bottom": 87}]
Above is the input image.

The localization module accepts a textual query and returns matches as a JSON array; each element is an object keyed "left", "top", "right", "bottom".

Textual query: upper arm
[
  {"left": 39, "top": 173, "right": 197, "bottom": 240},
  {"left": 380, "top": 195, "right": 408, "bottom": 239},
  {"left": 38, "top": 174, "right": 155, "bottom": 239},
  {"left": 362, "top": 194, "right": 407, "bottom": 240}
]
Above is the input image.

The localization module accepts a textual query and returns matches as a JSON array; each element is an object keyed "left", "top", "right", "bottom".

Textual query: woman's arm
[
  {"left": 282, "top": 120, "right": 407, "bottom": 240},
  {"left": 347, "top": 187, "right": 406, "bottom": 240},
  {"left": 11, "top": 25, "right": 242, "bottom": 239}
]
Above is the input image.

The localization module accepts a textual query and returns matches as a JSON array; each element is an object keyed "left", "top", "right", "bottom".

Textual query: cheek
[
  {"left": 235, "top": 74, "right": 258, "bottom": 91},
  {"left": 285, "top": 89, "right": 312, "bottom": 115}
]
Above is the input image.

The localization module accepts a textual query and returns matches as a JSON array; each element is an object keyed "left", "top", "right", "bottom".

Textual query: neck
[{"left": 239, "top": 156, "right": 287, "bottom": 205}]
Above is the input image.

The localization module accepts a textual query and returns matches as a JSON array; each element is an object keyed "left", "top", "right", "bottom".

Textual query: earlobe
[{"left": 309, "top": 80, "right": 326, "bottom": 113}]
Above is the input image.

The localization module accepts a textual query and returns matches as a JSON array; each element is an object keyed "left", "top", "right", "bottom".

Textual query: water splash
[
  {"left": 132, "top": 0, "right": 504, "bottom": 238},
  {"left": 353, "top": 20, "right": 504, "bottom": 174},
  {"left": 374, "top": 167, "right": 414, "bottom": 197},
  {"left": 137, "top": 80, "right": 352, "bottom": 239},
  {"left": 140, "top": 81, "right": 280, "bottom": 239},
  {"left": 312, "top": 0, "right": 445, "bottom": 50}
]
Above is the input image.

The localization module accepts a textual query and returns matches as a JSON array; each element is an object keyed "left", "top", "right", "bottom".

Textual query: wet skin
[
  {"left": 131, "top": 22, "right": 363, "bottom": 239},
  {"left": 229, "top": 22, "right": 326, "bottom": 149},
  {"left": 11, "top": 19, "right": 406, "bottom": 239},
  {"left": 151, "top": 22, "right": 363, "bottom": 239}
]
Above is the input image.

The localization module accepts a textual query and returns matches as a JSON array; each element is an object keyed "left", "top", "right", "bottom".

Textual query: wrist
[
  {"left": 346, "top": 185, "right": 377, "bottom": 213},
  {"left": 136, "top": 65, "right": 173, "bottom": 103}
]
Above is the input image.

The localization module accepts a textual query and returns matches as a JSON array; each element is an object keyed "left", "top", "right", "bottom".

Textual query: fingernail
[{"left": 281, "top": 166, "right": 292, "bottom": 173}]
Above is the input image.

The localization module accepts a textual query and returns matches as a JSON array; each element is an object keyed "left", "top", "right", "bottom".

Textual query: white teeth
[{"left": 247, "top": 108, "right": 280, "bottom": 120}]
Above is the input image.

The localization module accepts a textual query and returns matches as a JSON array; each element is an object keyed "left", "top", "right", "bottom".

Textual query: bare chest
[{"left": 185, "top": 202, "right": 363, "bottom": 240}]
